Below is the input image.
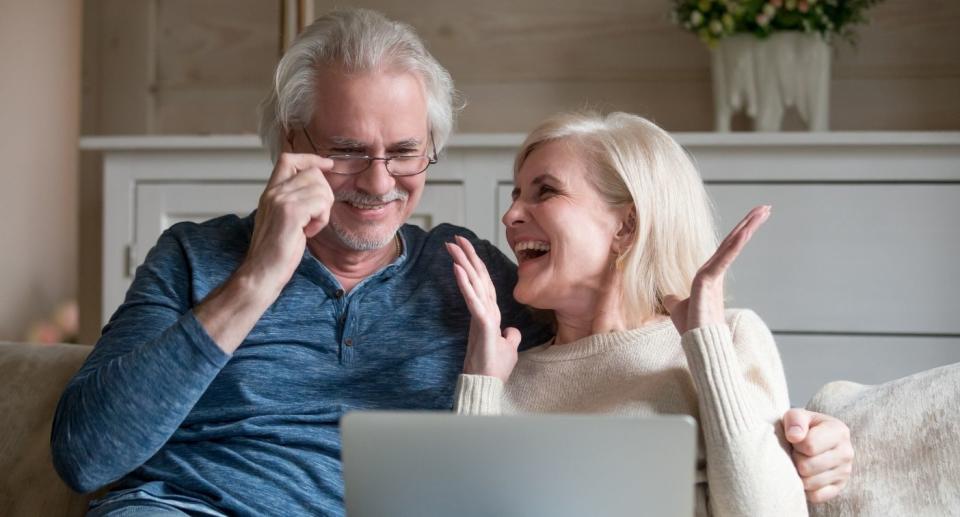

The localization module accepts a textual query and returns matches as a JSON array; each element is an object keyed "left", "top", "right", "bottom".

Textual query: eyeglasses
[{"left": 300, "top": 128, "right": 438, "bottom": 177}]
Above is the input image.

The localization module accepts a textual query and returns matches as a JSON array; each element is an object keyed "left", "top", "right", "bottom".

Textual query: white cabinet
[{"left": 83, "top": 132, "right": 960, "bottom": 404}]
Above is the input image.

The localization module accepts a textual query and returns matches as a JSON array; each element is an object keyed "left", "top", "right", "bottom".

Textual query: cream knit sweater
[{"left": 454, "top": 309, "right": 808, "bottom": 517}]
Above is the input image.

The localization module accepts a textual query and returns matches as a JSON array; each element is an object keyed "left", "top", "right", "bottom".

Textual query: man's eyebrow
[
  {"left": 328, "top": 136, "right": 366, "bottom": 148},
  {"left": 387, "top": 138, "right": 423, "bottom": 151},
  {"left": 326, "top": 136, "right": 423, "bottom": 151}
]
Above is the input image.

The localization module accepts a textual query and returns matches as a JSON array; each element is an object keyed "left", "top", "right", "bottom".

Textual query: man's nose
[{"left": 355, "top": 159, "right": 395, "bottom": 196}]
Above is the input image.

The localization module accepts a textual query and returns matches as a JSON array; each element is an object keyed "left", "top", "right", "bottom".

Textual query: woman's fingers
[
  {"left": 806, "top": 482, "right": 845, "bottom": 504},
  {"left": 800, "top": 464, "right": 851, "bottom": 493},
  {"left": 700, "top": 205, "right": 771, "bottom": 279},
  {"left": 453, "top": 264, "right": 478, "bottom": 313},
  {"left": 794, "top": 443, "right": 853, "bottom": 478},
  {"left": 446, "top": 242, "right": 488, "bottom": 299},
  {"left": 455, "top": 236, "right": 496, "bottom": 303},
  {"left": 446, "top": 239, "right": 502, "bottom": 318}
]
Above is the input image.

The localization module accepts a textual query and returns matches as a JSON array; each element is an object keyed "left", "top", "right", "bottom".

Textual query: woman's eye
[{"left": 538, "top": 185, "right": 556, "bottom": 197}]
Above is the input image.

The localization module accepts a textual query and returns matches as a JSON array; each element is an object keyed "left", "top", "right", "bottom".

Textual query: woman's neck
[{"left": 551, "top": 266, "right": 664, "bottom": 346}]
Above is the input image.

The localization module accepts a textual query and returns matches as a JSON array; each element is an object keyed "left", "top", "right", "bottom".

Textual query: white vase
[{"left": 711, "top": 32, "right": 831, "bottom": 132}]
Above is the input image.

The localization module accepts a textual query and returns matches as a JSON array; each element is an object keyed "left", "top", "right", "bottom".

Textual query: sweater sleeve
[
  {"left": 680, "top": 309, "right": 808, "bottom": 517},
  {"left": 453, "top": 374, "right": 504, "bottom": 415},
  {"left": 50, "top": 227, "right": 231, "bottom": 493}
]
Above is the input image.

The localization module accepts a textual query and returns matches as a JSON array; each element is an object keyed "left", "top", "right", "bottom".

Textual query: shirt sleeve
[
  {"left": 453, "top": 374, "right": 504, "bottom": 415},
  {"left": 680, "top": 309, "right": 808, "bottom": 517},
  {"left": 50, "top": 226, "right": 231, "bottom": 493}
]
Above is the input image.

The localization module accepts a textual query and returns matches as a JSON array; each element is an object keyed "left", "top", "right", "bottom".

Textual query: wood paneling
[
  {"left": 84, "top": 0, "right": 960, "bottom": 135},
  {"left": 313, "top": 0, "right": 960, "bottom": 132}
]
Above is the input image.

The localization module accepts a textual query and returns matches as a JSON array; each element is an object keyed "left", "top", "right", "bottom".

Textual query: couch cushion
[
  {"left": 806, "top": 362, "right": 960, "bottom": 517},
  {"left": 0, "top": 342, "right": 92, "bottom": 517}
]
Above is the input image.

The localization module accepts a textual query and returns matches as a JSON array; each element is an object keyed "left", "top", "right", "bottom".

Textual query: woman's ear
[{"left": 612, "top": 206, "right": 637, "bottom": 254}]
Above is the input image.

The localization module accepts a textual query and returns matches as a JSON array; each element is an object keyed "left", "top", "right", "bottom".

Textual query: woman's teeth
[{"left": 514, "top": 240, "right": 551, "bottom": 261}]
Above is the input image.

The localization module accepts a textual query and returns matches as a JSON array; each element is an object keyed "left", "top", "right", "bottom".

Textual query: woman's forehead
[{"left": 515, "top": 139, "right": 589, "bottom": 184}]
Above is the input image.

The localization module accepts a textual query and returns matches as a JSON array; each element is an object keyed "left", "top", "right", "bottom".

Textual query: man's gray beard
[
  {"left": 329, "top": 217, "right": 399, "bottom": 251},
  {"left": 330, "top": 188, "right": 409, "bottom": 251}
]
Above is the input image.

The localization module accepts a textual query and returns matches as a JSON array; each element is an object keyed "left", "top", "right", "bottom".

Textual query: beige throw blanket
[{"left": 807, "top": 362, "right": 960, "bottom": 517}]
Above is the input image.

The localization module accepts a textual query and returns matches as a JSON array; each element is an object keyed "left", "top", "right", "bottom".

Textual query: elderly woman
[{"left": 445, "top": 112, "right": 811, "bottom": 516}]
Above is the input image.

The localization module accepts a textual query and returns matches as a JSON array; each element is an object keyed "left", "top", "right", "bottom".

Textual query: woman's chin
[{"left": 513, "top": 282, "right": 551, "bottom": 310}]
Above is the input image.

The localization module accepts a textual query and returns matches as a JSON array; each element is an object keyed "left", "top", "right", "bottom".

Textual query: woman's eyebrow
[
  {"left": 512, "top": 173, "right": 562, "bottom": 199},
  {"left": 531, "top": 173, "right": 561, "bottom": 186}
]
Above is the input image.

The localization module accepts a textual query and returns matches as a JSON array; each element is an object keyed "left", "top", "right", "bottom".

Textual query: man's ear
[
  {"left": 613, "top": 206, "right": 637, "bottom": 254},
  {"left": 282, "top": 129, "right": 295, "bottom": 153}
]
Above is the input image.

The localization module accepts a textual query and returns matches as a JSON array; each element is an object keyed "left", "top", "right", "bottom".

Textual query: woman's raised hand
[
  {"left": 445, "top": 236, "right": 521, "bottom": 382},
  {"left": 663, "top": 205, "right": 771, "bottom": 335}
]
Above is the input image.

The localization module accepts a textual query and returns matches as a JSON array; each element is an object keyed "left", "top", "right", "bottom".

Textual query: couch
[
  {"left": 2, "top": 341, "right": 957, "bottom": 517},
  {"left": 0, "top": 342, "right": 92, "bottom": 516}
]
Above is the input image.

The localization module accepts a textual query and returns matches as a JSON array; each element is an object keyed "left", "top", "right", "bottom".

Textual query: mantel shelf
[{"left": 80, "top": 131, "right": 960, "bottom": 151}]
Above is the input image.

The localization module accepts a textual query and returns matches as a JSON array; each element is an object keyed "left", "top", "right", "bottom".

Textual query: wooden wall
[{"left": 82, "top": 0, "right": 960, "bottom": 136}]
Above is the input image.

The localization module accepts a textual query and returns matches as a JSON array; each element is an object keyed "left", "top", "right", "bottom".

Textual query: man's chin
[{"left": 329, "top": 219, "right": 399, "bottom": 252}]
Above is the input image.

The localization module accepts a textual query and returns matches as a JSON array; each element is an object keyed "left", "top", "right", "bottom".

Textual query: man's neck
[{"left": 306, "top": 229, "right": 399, "bottom": 293}]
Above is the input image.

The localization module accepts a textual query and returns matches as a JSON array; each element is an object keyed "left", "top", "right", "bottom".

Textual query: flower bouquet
[{"left": 672, "top": 0, "right": 886, "bottom": 46}]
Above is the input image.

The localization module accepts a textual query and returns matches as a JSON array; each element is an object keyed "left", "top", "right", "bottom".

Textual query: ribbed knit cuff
[
  {"left": 453, "top": 374, "right": 504, "bottom": 415},
  {"left": 681, "top": 324, "right": 755, "bottom": 443}
]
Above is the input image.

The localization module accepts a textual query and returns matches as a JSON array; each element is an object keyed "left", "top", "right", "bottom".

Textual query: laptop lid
[{"left": 341, "top": 412, "right": 697, "bottom": 517}]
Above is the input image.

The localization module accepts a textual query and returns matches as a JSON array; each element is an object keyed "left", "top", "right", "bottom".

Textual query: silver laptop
[{"left": 341, "top": 412, "right": 697, "bottom": 517}]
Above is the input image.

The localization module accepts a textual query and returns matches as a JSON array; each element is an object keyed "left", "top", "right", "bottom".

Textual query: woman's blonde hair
[{"left": 515, "top": 111, "right": 718, "bottom": 325}]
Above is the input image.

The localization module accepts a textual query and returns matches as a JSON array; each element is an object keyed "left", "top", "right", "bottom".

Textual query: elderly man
[{"left": 52, "top": 8, "right": 852, "bottom": 516}]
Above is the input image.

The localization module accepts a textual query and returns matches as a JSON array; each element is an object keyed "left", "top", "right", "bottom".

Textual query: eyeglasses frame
[{"left": 296, "top": 127, "right": 439, "bottom": 177}]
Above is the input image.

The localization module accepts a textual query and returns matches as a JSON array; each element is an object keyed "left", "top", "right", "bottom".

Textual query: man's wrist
[{"left": 194, "top": 267, "right": 283, "bottom": 354}]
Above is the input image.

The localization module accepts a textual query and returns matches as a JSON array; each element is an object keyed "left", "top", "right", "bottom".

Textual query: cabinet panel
[
  {"left": 134, "top": 183, "right": 263, "bottom": 272},
  {"left": 777, "top": 333, "right": 960, "bottom": 406},
  {"left": 709, "top": 184, "right": 960, "bottom": 334}
]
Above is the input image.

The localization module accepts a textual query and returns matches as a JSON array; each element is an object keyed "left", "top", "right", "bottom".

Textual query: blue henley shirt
[{"left": 51, "top": 212, "right": 549, "bottom": 516}]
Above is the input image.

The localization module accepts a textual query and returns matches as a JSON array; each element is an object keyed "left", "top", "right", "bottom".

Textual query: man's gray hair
[{"left": 258, "top": 8, "right": 459, "bottom": 162}]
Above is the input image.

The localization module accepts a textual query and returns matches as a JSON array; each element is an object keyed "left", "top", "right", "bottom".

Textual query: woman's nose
[{"left": 501, "top": 198, "right": 526, "bottom": 227}]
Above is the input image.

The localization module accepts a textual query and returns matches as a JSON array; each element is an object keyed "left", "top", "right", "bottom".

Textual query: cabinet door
[{"left": 133, "top": 182, "right": 264, "bottom": 273}]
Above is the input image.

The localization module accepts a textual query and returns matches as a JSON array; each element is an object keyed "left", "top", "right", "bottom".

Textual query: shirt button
[
  {"left": 344, "top": 338, "right": 353, "bottom": 347},
  {"left": 334, "top": 289, "right": 345, "bottom": 298}
]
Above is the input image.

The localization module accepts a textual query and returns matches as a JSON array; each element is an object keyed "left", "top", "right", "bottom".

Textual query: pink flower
[
  {"left": 771, "top": 0, "right": 784, "bottom": 6},
  {"left": 798, "top": 0, "right": 809, "bottom": 12}
]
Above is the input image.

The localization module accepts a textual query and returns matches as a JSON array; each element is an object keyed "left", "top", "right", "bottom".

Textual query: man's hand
[
  {"left": 240, "top": 152, "right": 335, "bottom": 295},
  {"left": 195, "top": 151, "right": 334, "bottom": 354},
  {"left": 783, "top": 408, "right": 854, "bottom": 503}
]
